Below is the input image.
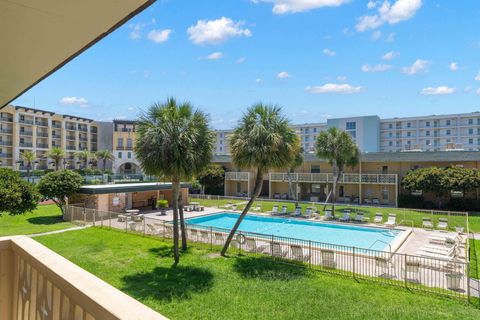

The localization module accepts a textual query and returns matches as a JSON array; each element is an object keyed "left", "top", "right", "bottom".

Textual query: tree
[
  {"left": 316, "top": 127, "right": 359, "bottom": 217},
  {"left": 444, "top": 166, "right": 480, "bottom": 199},
  {"left": 75, "top": 150, "right": 91, "bottom": 169},
  {"left": 197, "top": 164, "right": 225, "bottom": 195},
  {"left": 47, "top": 147, "right": 65, "bottom": 170},
  {"left": 287, "top": 147, "right": 304, "bottom": 203},
  {"left": 20, "top": 150, "right": 36, "bottom": 178},
  {"left": 0, "top": 168, "right": 40, "bottom": 215},
  {"left": 402, "top": 167, "right": 449, "bottom": 209},
  {"left": 37, "top": 170, "right": 83, "bottom": 214},
  {"left": 135, "top": 98, "right": 214, "bottom": 264},
  {"left": 96, "top": 149, "right": 115, "bottom": 173},
  {"left": 221, "top": 104, "right": 300, "bottom": 256}
]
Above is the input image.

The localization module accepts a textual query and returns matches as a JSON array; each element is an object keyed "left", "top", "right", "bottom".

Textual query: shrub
[
  {"left": 0, "top": 168, "right": 40, "bottom": 215},
  {"left": 157, "top": 199, "right": 169, "bottom": 208},
  {"left": 37, "top": 170, "right": 83, "bottom": 214}
]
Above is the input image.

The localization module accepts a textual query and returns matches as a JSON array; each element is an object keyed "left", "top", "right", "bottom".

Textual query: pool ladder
[{"left": 368, "top": 240, "right": 392, "bottom": 253}]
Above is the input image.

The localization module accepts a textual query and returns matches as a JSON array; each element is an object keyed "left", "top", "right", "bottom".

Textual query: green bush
[
  {"left": 0, "top": 168, "right": 40, "bottom": 215},
  {"left": 157, "top": 199, "right": 169, "bottom": 208}
]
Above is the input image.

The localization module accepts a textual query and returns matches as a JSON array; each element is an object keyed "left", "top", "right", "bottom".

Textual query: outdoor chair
[
  {"left": 375, "top": 256, "right": 396, "bottom": 279},
  {"left": 340, "top": 210, "right": 350, "bottom": 222},
  {"left": 320, "top": 249, "right": 336, "bottom": 269},
  {"left": 245, "top": 237, "right": 268, "bottom": 253},
  {"left": 270, "top": 242, "right": 288, "bottom": 258},
  {"left": 437, "top": 218, "right": 449, "bottom": 230},
  {"left": 384, "top": 214, "right": 396, "bottom": 228},
  {"left": 372, "top": 198, "right": 380, "bottom": 205},
  {"left": 354, "top": 213, "right": 365, "bottom": 222},
  {"left": 117, "top": 215, "right": 126, "bottom": 222},
  {"left": 200, "top": 230, "right": 210, "bottom": 243},
  {"left": 290, "top": 206, "right": 302, "bottom": 217},
  {"left": 290, "top": 244, "right": 310, "bottom": 262},
  {"left": 269, "top": 205, "right": 279, "bottom": 215},
  {"left": 253, "top": 204, "right": 262, "bottom": 212},
  {"left": 374, "top": 213, "right": 383, "bottom": 223},
  {"left": 422, "top": 217, "right": 433, "bottom": 229},
  {"left": 231, "top": 204, "right": 238, "bottom": 211},
  {"left": 364, "top": 198, "right": 371, "bottom": 205},
  {"left": 281, "top": 205, "right": 288, "bottom": 215},
  {"left": 132, "top": 214, "right": 143, "bottom": 222},
  {"left": 146, "top": 223, "right": 160, "bottom": 235},
  {"left": 404, "top": 259, "right": 421, "bottom": 283},
  {"left": 214, "top": 232, "right": 225, "bottom": 244},
  {"left": 324, "top": 210, "right": 333, "bottom": 220},
  {"left": 304, "top": 207, "right": 313, "bottom": 218}
]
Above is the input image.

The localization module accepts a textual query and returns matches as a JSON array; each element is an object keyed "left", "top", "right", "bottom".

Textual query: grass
[
  {"left": 0, "top": 204, "right": 74, "bottom": 236},
  {"left": 471, "top": 239, "right": 480, "bottom": 280},
  {"left": 36, "top": 227, "right": 480, "bottom": 320},
  {"left": 190, "top": 197, "right": 480, "bottom": 232}
]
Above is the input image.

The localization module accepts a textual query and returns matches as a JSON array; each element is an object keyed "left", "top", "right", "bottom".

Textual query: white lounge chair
[
  {"left": 304, "top": 207, "right": 313, "bottom": 218},
  {"left": 290, "top": 206, "right": 302, "bottom": 217},
  {"left": 290, "top": 245, "right": 310, "bottom": 262},
  {"left": 214, "top": 232, "right": 225, "bottom": 244},
  {"left": 375, "top": 256, "right": 395, "bottom": 278},
  {"left": 128, "top": 221, "right": 137, "bottom": 231},
  {"left": 384, "top": 214, "right": 396, "bottom": 227},
  {"left": 372, "top": 198, "right": 380, "bottom": 205},
  {"left": 324, "top": 210, "right": 333, "bottom": 220},
  {"left": 281, "top": 205, "right": 288, "bottom": 215},
  {"left": 146, "top": 223, "right": 160, "bottom": 235},
  {"left": 117, "top": 215, "right": 126, "bottom": 222},
  {"left": 373, "top": 213, "right": 383, "bottom": 223},
  {"left": 253, "top": 203, "right": 262, "bottom": 212},
  {"left": 354, "top": 213, "right": 365, "bottom": 222},
  {"left": 428, "top": 233, "right": 461, "bottom": 245},
  {"left": 340, "top": 210, "right": 350, "bottom": 222},
  {"left": 189, "top": 228, "right": 198, "bottom": 240},
  {"left": 200, "top": 230, "right": 209, "bottom": 243},
  {"left": 271, "top": 242, "right": 288, "bottom": 257},
  {"left": 320, "top": 249, "right": 336, "bottom": 268},
  {"left": 437, "top": 218, "right": 449, "bottom": 230},
  {"left": 245, "top": 237, "right": 268, "bottom": 253},
  {"left": 422, "top": 217, "right": 433, "bottom": 229},
  {"left": 269, "top": 205, "right": 279, "bottom": 215},
  {"left": 404, "top": 259, "right": 421, "bottom": 283}
]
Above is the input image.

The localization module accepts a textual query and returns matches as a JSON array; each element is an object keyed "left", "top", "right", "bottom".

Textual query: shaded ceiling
[{"left": 0, "top": 0, "right": 155, "bottom": 108}]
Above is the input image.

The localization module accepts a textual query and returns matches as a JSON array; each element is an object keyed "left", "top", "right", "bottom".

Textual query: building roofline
[
  {"left": 14, "top": 105, "right": 56, "bottom": 116},
  {"left": 78, "top": 182, "right": 190, "bottom": 195}
]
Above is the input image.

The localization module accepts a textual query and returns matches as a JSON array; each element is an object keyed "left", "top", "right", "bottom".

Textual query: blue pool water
[{"left": 186, "top": 212, "right": 402, "bottom": 251}]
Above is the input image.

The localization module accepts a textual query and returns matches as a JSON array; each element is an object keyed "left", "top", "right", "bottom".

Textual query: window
[
  {"left": 426, "top": 130, "right": 430, "bottom": 136},
  {"left": 304, "top": 136, "right": 309, "bottom": 141},
  {"left": 469, "top": 119, "right": 473, "bottom": 125},
  {"left": 407, "top": 132, "right": 411, "bottom": 137},
  {"left": 469, "top": 139, "right": 473, "bottom": 145},
  {"left": 381, "top": 187, "right": 389, "bottom": 201},
  {"left": 382, "top": 166, "right": 388, "bottom": 174},
  {"left": 388, "top": 123, "right": 393, "bottom": 129},
  {"left": 311, "top": 165, "right": 320, "bottom": 173},
  {"left": 349, "top": 131, "right": 356, "bottom": 139},
  {"left": 389, "top": 132, "right": 393, "bottom": 138},
  {"left": 446, "top": 129, "right": 451, "bottom": 135},
  {"left": 305, "top": 128, "right": 309, "bottom": 134},
  {"left": 219, "top": 146, "right": 223, "bottom": 151},
  {"left": 407, "top": 122, "right": 411, "bottom": 128},
  {"left": 426, "top": 140, "right": 430, "bottom": 145},
  {"left": 426, "top": 121, "right": 430, "bottom": 127},
  {"left": 118, "top": 152, "right": 122, "bottom": 158},
  {"left": 469, "top": 128, "right": 473, "bottom": 135},
  {"left": 388, "top": 141, "right": 393, "bottom": 146},
  {"left": 127, "top": 152, "right": 132, "bottom": 159},
  {"left": 313, "top": 128, "right": 317, "bottom": 133},
  {"left": 339, "top": 186, "right": 344, "bottom": 197},
  {"left": 346, "top": 122, "right": 356, "bottom": 130},
  {"left": 311, "top": 184, "right": 321, "bottom": 194},
  {"left": 407, "top": 140, "right": 411, "bottom": 145},
  {"left": 127, "top": 138, "right": 132, "bottom": 148},
  {"left": 117, "top": 138, "right": 123, "bottom": 147},
  {"left": 446, "top": 119, "right": 451, "bottom": 126},
  {"left": 236, "top": 183, "right": 242, "bottom": 193}
]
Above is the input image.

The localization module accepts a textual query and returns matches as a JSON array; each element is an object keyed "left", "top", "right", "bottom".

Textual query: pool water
[{"left": 186, "top": 212, "right": 402, "bottom": 251}]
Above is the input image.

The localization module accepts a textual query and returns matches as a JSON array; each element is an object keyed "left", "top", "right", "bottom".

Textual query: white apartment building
[{"left": 214, "top": 112, "right": 480, "bottom": 155}]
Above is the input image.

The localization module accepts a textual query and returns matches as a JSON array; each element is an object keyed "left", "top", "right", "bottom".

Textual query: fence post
[
  {"left": 404, "top": 254, "right": 408, "bottom": 288},
  {"left": 108, "top": 210, "right": 111, "bottom": 229},
  {"left": 271, "top": 234, "right": 274, "bottom": 257},
  {"left": 210, "top": 226, "right": 213, "bottom": 251},
  {"left": 163, "top": 220, "right": 166, "bottom": 239},
  {"left": 467, "top": 262, "right": 471, "bottom": 303},
  {"left": 125, "top": 217, "right": 127, "bottom": 232},
  {"left": 92, "top": 209, "right": 96, "bottom": 227},
  {"left": 143, "top": 217, "right": 146, "bottom": 237},
  {"left": 100, "top": 211, "right": 103, "bottom": 228},
  {"left": 352, "top": 247, "right": 356, "bottom": 279},
  {"left": 309, "top": 240, "right": 312, "bottom": 268},
  {"left": 83, "top": 207, "right": 86, "bottom": 226}
]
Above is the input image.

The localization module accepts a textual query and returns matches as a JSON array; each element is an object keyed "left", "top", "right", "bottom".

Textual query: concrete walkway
[{"left": 29, "top": 226, "right": 88, "bottom": 238}]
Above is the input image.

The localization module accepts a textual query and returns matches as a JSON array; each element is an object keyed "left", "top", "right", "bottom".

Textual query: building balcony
[
  {"left": 0, "top": 153, "right": 12, "bottom": 158},
  {"left": 0, "top": 116, "right": 13, "bottom": 122},
  {"left": 0, "top": 141, "right": 12, "bottom": 146},
  {"left": 269, "top": 172, "right": 398, "bottom": 185},
  {"left": 225, "top": 172, "right": 250, "bottom": 181},
  {"left": 52, "top": 134, "right": 62, "bottom": 139},
  {"left": 35, "top": 120, "right": 49, "bottom": 127},
  {"left": 66, "top": 135, "right": 76, "bottom": 140},
  {"left": 116, "top": 146, "right": 133, "bottom": 150},
  {"left": 0, "top": 236, "right": 166, "bottom": 320},
  {"left": 36, "top": 131, "right": 49, "bottom": 137},
  {"left": 78, "top": 126, "right": 88, "bottom": 132},
  {"left": 19, "top": 131, "right": 33, "bottom": 136},
  {"left": 79, "top": 137, "right": 88, "bottom": 142},
  {"left": 66, "top": 146, "right": 76, "bottom": 151},
  {"left": 66, "top": 125, "right": 77, "bottom": 130},
  {"left": 19, "top": 119, "right": 34, "bottom": 125},
  {"left": 19, "top": 142, "right": 33, "bottom": 148},
  {"left": 52, "top": 123, "right": 62, "bottom": 128},
  {"left": 0, "top": 128, "right": 13, "bottom": 134},
  {"left": 37, "top": 143, "right": 49, "bottom": 149}
]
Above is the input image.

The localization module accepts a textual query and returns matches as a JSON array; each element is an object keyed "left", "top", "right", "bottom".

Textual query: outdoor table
[
  {"left": 126, "top": 209, "right": 140, "bottom": 215},
  {"left": 190, "top": 202, "right": 200, "bottom": 211}
]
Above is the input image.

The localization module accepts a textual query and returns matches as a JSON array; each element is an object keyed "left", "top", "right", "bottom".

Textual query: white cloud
[
  {"left": 206, "top": 52, "right": 224, "bottom": 60},
  {"left": 253, "top": 0, "right": 350, "bottom": 15},
  {"left": 449, "top": 62, "right": 458, "bottom": 71},
  {"left": 402, "top": 59, "right": 430, "bottom": 75},
  {"left": 475, "top": 71, "right": 480, "bottom": 81},
  {"left": 477, "top": 88, "right": 480, "bottom": 96},
  {"left": 305, "top": 83, "right": 362, "bottom": 94},
  {"left": 367, "top": 1, "right": 377, "bottom": 9},
  {"left": 336, "top": 75, "right": 347, "bottom": 81},
  {"left": 381, "top": 50, "right": 399, "bottom": 61},
  {"left": 420, "top": 86, "right": 455, "bottom": 95},
  {"left": 187, "top": 17, "right": 251, "bottom": 45},
  {"left": 129, "top": 24, "right": 143, "bottom": 40},
  {"left": 361, "top": 64, "right": 392, "bottom": 72},
  {"left": 147, "top": 29, "right": 172, "bottom": 43},
  {"left": 60, "top": 97, "right": 88, "bottom": 106},
  {"left": 371, "top": 30, "right": 382, "bottom": 40},
  {"left": 236, "top": 57, "right": 246, "bottom": 64},
  {"left": 323, "top": 48, "right": 336, "bottom": 56},
  {"left": 385, "top": 32, "right": 396, "bottom": 42},
  {"left": 277, "top": 71, "right": 291, "bottom": 79},
  {"left": 255, "top": 78, "right": 263, "bottom": 83},
  {"left": 127, "top": 107, "right": 135, "bottom": 111},
  {"left": 356, "top": 0, "right": 423, "bottom": 32}
]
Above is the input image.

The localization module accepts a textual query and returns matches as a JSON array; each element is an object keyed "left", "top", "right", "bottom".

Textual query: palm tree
[
  {"left": 135, "top": 98, "right": 214, "bottom": 264},
  {"left": 96, "top": 149, "right": 115, "bottom": 172},
  {"left": 20, "top": 150, "right": 36, "bottom": 178},
  {"left": 315, "top": 127, "right": 359, "bottom": 217},
  {"left": 287, "top": 147, "right": 304, "bottom": 204},
  {"left": 47, "top": 147, "right": 65, "bottom": 170},
  {"left": 75, "top": 150, "right": 91, "bottom": 169},
  {"left": 220, "top": 104, "right": 300, "bottom": 256}
]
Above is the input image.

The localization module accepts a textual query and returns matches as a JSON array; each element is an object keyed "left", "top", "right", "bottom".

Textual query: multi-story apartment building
[
  {"left": 214, "top": 112, "right": 480, "bottom": 155},
  {"left": 112, "top": 119, "right": 142, "bottom": 174},
  {"left": 0, "top": 105, "right": 109, "bottom": 170}
]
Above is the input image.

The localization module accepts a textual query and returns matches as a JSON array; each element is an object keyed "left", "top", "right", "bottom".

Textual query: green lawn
[
  {"left": 0, "top": 204, "right": 74, "bottom": 236},
  {"left": 36, "top": 228, "right": 480, "bottom": 319},
  {"left": 471, "top": 239, "right": 480, "bottom": 280},
  {"left": 189, "top": 197, "right": 480, "bottom": 232}
]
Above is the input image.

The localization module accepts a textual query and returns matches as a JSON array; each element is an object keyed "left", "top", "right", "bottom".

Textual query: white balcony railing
[
  {"left": 269, "top": 173, "right": 397, "bottom": 185},
  {"left": 225, "top": 172, "right": 250, "bottom": 181},
  {"left": 0, "top": 236, "right": 167, "bottom": 320}
]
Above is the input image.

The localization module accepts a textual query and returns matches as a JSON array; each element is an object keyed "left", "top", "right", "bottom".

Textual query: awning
[{"left": 0, "top": 0, "right": 155, "bottom": 108}]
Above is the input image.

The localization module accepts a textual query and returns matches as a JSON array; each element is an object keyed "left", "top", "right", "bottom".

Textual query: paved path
[{"left": 29, "top": 226, "right": 88, "bottom": 238}]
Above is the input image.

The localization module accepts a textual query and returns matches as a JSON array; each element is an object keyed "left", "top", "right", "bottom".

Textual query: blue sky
[{"left": 13, "top": 0, "right": 480, "bottom": 129}]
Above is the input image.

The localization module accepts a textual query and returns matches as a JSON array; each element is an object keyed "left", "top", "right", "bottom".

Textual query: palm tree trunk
[
  {"left": 172, "top": 178, "right": 180, "bottom": 265},
  {"left": 178, "top": 190, "right": 187, "bottom": 251},
  {"left": 221, "top": 167, "right": 264, "bottom": 256},
  {"left": 103, "top": 159, "right": 106, "bottom": 173}
]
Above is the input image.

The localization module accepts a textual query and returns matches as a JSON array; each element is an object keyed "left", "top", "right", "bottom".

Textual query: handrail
[{"left": 368, "top": 239, "right": 392, "bottom": 252}]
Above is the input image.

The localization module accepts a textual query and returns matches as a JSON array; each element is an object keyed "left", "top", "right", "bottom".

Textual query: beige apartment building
[
  {"left": 0, "top": 105, "right": 100, "bottom": 170},
  {"left": 112, "top": 119, "right": 142, "bottom": 174}
]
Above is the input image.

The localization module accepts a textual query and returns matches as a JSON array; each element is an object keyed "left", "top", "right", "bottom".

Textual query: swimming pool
[{"left": 186, "top": 212, "right": 403, "bottom": 251}]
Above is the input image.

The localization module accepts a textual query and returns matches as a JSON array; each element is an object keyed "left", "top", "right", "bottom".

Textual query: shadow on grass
[
  {"left": 233, "top": 256, "right": 309, "bottom": 281},
  {"left": 27, "top": 215, "right": 64, "bottom": 225},
  {"left": 121, "top": 265, "right": 214, "bottom": 302}
]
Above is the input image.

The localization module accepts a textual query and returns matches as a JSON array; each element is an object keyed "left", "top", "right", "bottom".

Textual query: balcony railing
[
  {"left": 66, "top": 146, "right": 76, "bottom": 150},
  {"left": 19, "top": 119, "right": 34, "bottom": 125},
  {"left": 52, "top": 134, "right": 62, "bottom": 139},
  {"left": 269, "top": 173, "right": 397, "bottom": 185},
  {"left": 116, "top": 146, "right": 133, "bottom": 150},
  {"left": 36, "top": 131, "right": 49, "bottom": 137},
  {"left": 35, "top": 120, "right": 49, "bottom": 126},
  {"left": 0, "top": 116, "right": 13, "bottom": 122},
  {"left": 36, "top": 143, "right": 49, "bottom": 149},
  {"left": 66, "top": 135, "right": 76, "bottom": 140},
  {"left": 19, "top": 131, "right": 33, "bottom": 136},
  {"left": 0, "top": 128, "right": 12, "bottom": 134},
  {"left": 225, "top": 172, "right": 250, "bottom": 181},
  {"left": 78, "top": 127, "right": 88, "bottom": 132},
  {"left": 0, "top": 153, "right": 12, "bottom": 158},
  {"left": 19, "top": 143, "right": 33, "bottom": 148},
  {"left": 0, "top": 141, "right": 12, "bottom": 146},
  {"left": 0, "top": 236, "right": 167, "bottom": 320},
  {"left": 66, "top": 125, "right": 77, "bottom": 130},
  {"left": 52, "top": 123, "right": 62, "bottom": 128},
  {"left": 79, "top": 137, "right": 88, "bottom": 142}
]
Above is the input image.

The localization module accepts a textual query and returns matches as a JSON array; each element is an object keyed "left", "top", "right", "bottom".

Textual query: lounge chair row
[{"left": 421, "top": 217, "right": 449, "bottom": 230}]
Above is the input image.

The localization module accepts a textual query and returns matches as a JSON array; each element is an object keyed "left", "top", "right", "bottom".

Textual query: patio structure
[{"left": 69, "top": 182, "right": 190, "bottom": 213}]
